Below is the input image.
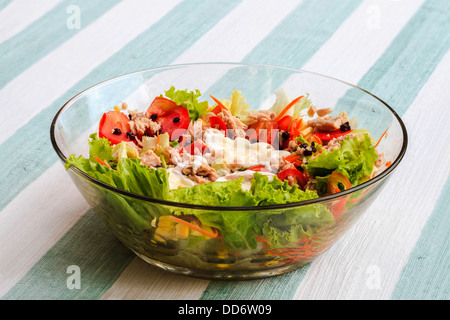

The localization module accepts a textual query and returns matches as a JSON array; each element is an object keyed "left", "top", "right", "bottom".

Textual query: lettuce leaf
[
  {"left": 304, "top": 134, "right": 378, "bottom": 194},
  {"left": 250, "top": 173, "right": 319, "bottom": 205},
  {"left": 66, "top": 156, "right": 170, "bottom": 200},
  {"left": 169, "top": 178, "right": 257, "bottom": 207},
  {"left": 257, "top": 204, "right": 334, "bottom": 249},
  {"left": 88, "top": 132, "right": 116, "bottom": 163},
  {"left": 66, "top": 155, "right": 171, "bottom": 230},
  {"left": 168, "top": 179, "right": 259, "bottom": 249},
  {"left": 269, "top": 88, "right": 293, "bottom": 116},
  {"left": 168, "top": 173, "right": 322, "bottom": 250},
  {"left": 251, "top": 173, "right": 333, "bottom": 250},
  {"left": 164, "top": 86, "right": 209, "bottom": 122},
  {"left": 227, "top": 90, "right": 251, "bottom": 118}
]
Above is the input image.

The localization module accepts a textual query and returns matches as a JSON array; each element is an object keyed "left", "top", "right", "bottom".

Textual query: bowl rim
[{"left": 50, "top": 62, "right": 408, "bottom": 211}]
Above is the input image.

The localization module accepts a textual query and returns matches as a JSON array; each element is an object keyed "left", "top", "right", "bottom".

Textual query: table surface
[{"left": 1, "top": 0, "right": 449, "bottom": 300}]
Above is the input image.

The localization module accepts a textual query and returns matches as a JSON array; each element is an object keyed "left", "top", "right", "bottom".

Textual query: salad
[{"left": 66, "top": 87, "right": 387, "bottom": 260}]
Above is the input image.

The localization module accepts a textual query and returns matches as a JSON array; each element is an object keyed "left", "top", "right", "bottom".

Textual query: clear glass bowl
[{"left": 50, "top": 63, "right": 407, "bottom": 279}]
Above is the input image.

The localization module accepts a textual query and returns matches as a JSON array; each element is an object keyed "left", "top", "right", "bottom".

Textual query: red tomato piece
[
  {"left": 183, "top": 140, "right": 208, "bottom": 155},
  {"left": 146, "top": 97, "right": 190, "bottom": 141},
  {"left": 277, "top": 168, "right": 307, "bottom": 188},
  {"left": 327, "top": 171, "right": 352, "bottom": 194},
  {"left": 147, "top": 96, "right": 178, "bottom": 115},
  {"left": 277, "top": 115, "right": 293, "bottom": 132},
  {"left": 98, "top": 110, "right": 131, "bottom": 145},
  {"left": 312, "top": 130, "right": 353, "bottom": 142},
  {"left": 247, "top": 164, "right": 269, "bottom": 172},
  {"left": 278, "top": 116, "right": 305, "bottom": 149},
  {"left": 247, "top": 120, "right": 279, "bottom": 146},
  {"left": 209, "top": 116, "right": 228, "bottom": 132}
]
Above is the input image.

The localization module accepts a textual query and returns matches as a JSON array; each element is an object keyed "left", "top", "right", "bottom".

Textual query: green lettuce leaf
[
  {"left": 257, "top": 204, "right": 335, "bottom": 249},
  {"left": 87, "top": 132, "right": 116, "bottom": 163},
  {"left": 169, "top": 178, "right": 257, "bottom": 207},
  {"left": 168, "top": 178, "right": 259, "bottom": 250},
  {"left": 66, "top": 156, "right": 170, "bottom": 200},
  {"left": 168, "top": 173, "right": 322, "bottom": 250},
  {"left": 250, "top": 173, "right": 319, "bottom": 206},
  {"left": 65, "top": 155, "right": 170, "bottom": 230},
  {"left": 164, "top": 86, "right": 209, "bottom": 122},
  {"left": 304, "top": 134, "right": 378, "bottom": 193}
]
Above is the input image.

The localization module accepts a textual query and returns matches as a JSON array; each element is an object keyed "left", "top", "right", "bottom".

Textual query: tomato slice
[
  {"left": 327, "top": 171, "right": 352, "bottom": 194},
  {"left": 247, "top": 164, "right": 269, "bottom": 172},
  {"left": 277, "top": 168, "right": 307, "bottom": 188},
  {"left": 147, "top": 96, "right": 178, "bottom": 114},
  {"left": 147, "top": 97, "right": 190, "bottom": 141},
  {"left": 98, "top": 110, "right": 131, "bottom": 145},
  {"left": 278, "top": 116, "right": 306, "bottom": 149},
  {"left": 247, "top": 120, "right": 279, "bottom": 146},
  {"left": 209, "top": 116, "right": 228, "bottom": 132},
  {"left": 183, "top": 140, "right": 208, "bottom": 155},
  {"left": 277, "top": 115, "right": 293, "bottom": 132},
  {"left": 311, "top": 134, "right": 323, "bottom": 146},
  {"left": 312, "top": 130, "right": 352, "bottom": 142}
]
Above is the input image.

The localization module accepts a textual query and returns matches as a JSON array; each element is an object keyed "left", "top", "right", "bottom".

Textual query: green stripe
[
  {"left": 391, "top": 177, "right": 450, "bottom": 300},
  {"left": 201, "top": 0, "right": 450, "bottom": 300},
  {"left": 1, "top": 0, "right": 241, "bottom": 300},
  {"left": 2, "top": 210, "right": 135, "bottom": 300},
  {"left": 0, "top": 0, "right": 123, "bottom": 90},
  {"left": 200, "top": 0, "right": 363, "bottom": 300},
  {"left": 0, "top": 0, "right": 12, "bottom": 12},
  {"left": 203, "top": 267, "right": 310, "bottom": 300}
]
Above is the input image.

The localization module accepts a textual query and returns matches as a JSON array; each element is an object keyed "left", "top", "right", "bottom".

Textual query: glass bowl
[{"left": 50, "top": 63, "right": 407, "bottom": 280}]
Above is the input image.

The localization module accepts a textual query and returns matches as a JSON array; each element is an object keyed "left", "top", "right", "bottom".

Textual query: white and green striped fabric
[{"left": 1, "top": 0, "right": 449, "bottom": 300}]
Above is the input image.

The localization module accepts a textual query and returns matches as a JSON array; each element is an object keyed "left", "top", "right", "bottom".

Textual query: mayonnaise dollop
[{"left": 202, "top": 129, "right": 290, "bottom": 171}]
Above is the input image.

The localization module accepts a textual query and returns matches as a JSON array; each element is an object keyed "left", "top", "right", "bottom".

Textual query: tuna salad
[{"left": 65, "top": 87, "right": 389, "bottom": 252}]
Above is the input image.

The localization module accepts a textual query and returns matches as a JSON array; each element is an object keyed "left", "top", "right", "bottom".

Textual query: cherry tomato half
[
  {"left": 147, "top": 97, "right": 190, "bottom": 141},
  {"left": 209, "top": 116, "right": 228, "bottom": 134},
  {"left": 183, "top": 140, "right": 208, "bottom": 155},
  {"left": 247, "top": 120, "right": 279, "bottom": 146},
  {"left": 98, "top": 110, "right": 131, "bottom": 145},
  {"left": 277, "top": 115, "right": 293, "bottom": 132},
  {"left": 277, "top": 168, "right": 308, "bottom": 188}
]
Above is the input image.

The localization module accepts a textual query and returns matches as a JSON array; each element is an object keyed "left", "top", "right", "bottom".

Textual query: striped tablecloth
[{"left": 1, "top": 0, "right": 449, "bottom": 300}]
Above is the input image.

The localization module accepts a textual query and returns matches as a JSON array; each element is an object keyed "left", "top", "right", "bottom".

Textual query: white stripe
[
  {"left": 294, "top": 49, "right": 450, "bottom": 300},
  {"left": 100, "top": 0, "right": 303, "bottom": 300},
  {"left": 0, "top": 0, "right": 61, "bottom": 44},
  {"left": 101, "top": 258, "right": 210, "bottom": 300},
  {"left": 0, "top": 0, "right": 181, "bottom": 145}
]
